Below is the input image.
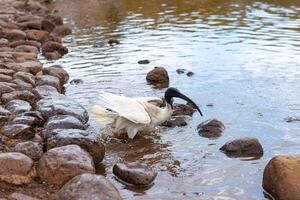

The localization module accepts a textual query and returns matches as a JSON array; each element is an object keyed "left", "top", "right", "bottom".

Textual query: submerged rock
[
  {"left": 176, "top": 68, "right": 186, "bottom": 74},
  {"left": 51, "top": 25, "right": 72, "bottom": 37},
  {"left": 186, "top": 71, "right": 194, "bottom": 77},
  {"left": 138, "top": 59, "right": 150, "bottom": 64},
  {"left": 220, "top": 137, "right": 263, "bottom": 158},
  {"left": 46, "top": 129, "right": 105, "bottom": 163},
  {"left": 108, "top": 38, "right": 120, "bottom": 45},
  {"left": 162, "top": 117, "right": 187, "bottom": 127},
  {"left": 38, "top": 145, "right": 95, "bottom": 185},
  {"left": 70, "top": 78, "right": 83, "bottom": 85},
  {"left": 172, "top": 103, "right": 195, "bottom": 116},
  {"left": 12, "top": 141, "right": 43, "bottom": 161},
  {"left": 263, "top": 156, "right": 300, "bottom": 200},
  {"left": 56, "top": 173, "right": 123, "bottom": 200},
  {"left": 197, "top": 119, "right": 225, "bottom": 138},
  {"left": 113, "top": 163, "right": 157, "bottom": 186},
  {"left": 146, "top": 67, "right": 169, "bottom": 86}
]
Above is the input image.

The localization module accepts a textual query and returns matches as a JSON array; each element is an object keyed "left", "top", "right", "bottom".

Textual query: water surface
[{"left": 44, "top": 0, "right": 300, "bottom": 199}]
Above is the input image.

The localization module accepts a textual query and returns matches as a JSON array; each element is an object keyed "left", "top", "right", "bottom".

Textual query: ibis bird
[{"left": 91, "top": 87, "right": 203, "bottom": 139}]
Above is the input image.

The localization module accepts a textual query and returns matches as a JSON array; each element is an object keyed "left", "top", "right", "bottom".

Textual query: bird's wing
[
  {"left": 93, "top": 92, "right": 151, "bottom": 124},
  {"left": 134, "top": 97, "right": 163, "bottom": 107}
]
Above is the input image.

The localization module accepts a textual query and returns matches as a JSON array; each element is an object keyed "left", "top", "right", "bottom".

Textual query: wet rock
[
  {"left": 5, "top": 99, "right": 32, "bottom": 114},
  {"left": 41, "top": 41, "right": 68, "bottom": 57},
  {"left": 12, "top": 141, "right": 43, "bottom": 161},
  {"left": 197, "top": 119, "right": 225, "bottom": 138},
  {"left": 146, "top": 67, "right": 169, "bottom": 85},
  {"left": 25, "top": 30, "right": 49, "bottom": 42},
  {"left": 0, "top": 74, "right": 13, "bottom": 82},
  {"left": 0, "top": 152, "right": 33, "bottom": 185},
  {"left": 186, "top": 71, "right": 194, "bottom": 77},
  {"left": 138, "top": 59, "right": 150, "bottom": 64},
  {"left": 41, "top": 19, "right": 55, "bottom": 32},
  {"left": 36, "top": 75, "right": 62, "bottom": 92},
  {"left": 12, "top": 79, "right": 33, "bottom": 90},
  {"left": 6, "top": 30, "right": 26, "bottom": 41},
  {"left": 0, "top": 82, "right": 16, "bottom": 95},
  {"left": 36, "top": 95, "right": 89, "bottom": 123},
  {"left": 0, "top": 106, "right": 10, "bottom": 126},
  {"left": 10, "top": 115, "right": 41, "bottom": 127},
  {"left": 46, "top": 129, "right": 105, "bottom": 163},
  {"left": 263, "top": 156, "right": 300, "bottom": 200},
  {"left": 19, "top": 20, "right": 42, "bottom": 30},
  {"left": 32, "top": 85, "right": 59, "bottom": 98},
  {"left": 56, "top": 173, "right": 123, "bottom": 200},
  {"left": 43, "top": 51, "right": 62, "bottom": 60},
  {"left": 38, "top": 145, "right": 95, "bottom": 185},
  {"left": 206, "top": 103, "right": 214, "bottom": 107},
  {"left": 51, "top": 25, "right": 72, "bottom": 37},
  {"left": 176, "top": 68, "right": 186, "bottom": 74},
  {"left": 9, "top": 61, "right": 42, "bottom": 74},
  {"left": 13, "top": 72, "right": 35, "bottom": 85},
  {"left": 9, "top": 40, "right": 41, "bottom": 50},
  {"left": 172, "top": 103, "right": 195, "bottom": 116},
  {"left": 108, "top": 38, "right": 120, "bottom": 45},
  {"left": 9, "top": 192, "right": 39, "bottom": 200},
  {"left": 42, "top": 65, "right": 69, "bottom": 84},
  {"left": 70, "top": 78, "right": 83, "bottom": 85},
  {"left": 0, "top": 124, "right": 34, "bottom": 139},
  {"left": 220, "top": 137, "right": 263, "bottom": 157},
  {"left": 14, "top": 45, "right": 39, "bottom": 54},
  {"left": 1, "top": 90, "right": 36, "bottom": 105},
  {"left": 162, "top": 117, "right": 187, "bottom": 127},
  {"left": 285, "top": 116, "right": 300, "bottom": 123},
  {"left": 113, "top": 163, "right": 157, "bottom": 186}
]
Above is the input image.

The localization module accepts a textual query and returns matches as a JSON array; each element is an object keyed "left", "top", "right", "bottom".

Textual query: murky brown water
[{"left": 43, "top": 0, "right": 300, "bottom": 199}]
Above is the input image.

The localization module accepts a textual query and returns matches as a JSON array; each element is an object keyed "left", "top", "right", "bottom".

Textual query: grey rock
[
  {"left": 5, "top": 99, "right": 32, "bottom": 114},
  {"left": 0, "top": 124, "right": 34, "bottom": 139},
  {"left": 42, "top": 65, "right": 69, "bottom": 84},
  {"left": 36, "top": 75, "right": 61, "bottom": 93}
]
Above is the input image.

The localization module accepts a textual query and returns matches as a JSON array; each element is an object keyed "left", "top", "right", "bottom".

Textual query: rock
[
  {"left": 0, "top": 124, "right": 34, "bottom": 139},
  {"left": 113, "top": 163, "right": 157, "bottom": 186},
  {"left": 41, "top": 41, "right": 68, "bottom": 57},
  {"left": 0, "top": 152, "right": 33, "bottom": 185},
  {"left": 44, "top": 115, "right": 85, "bottom": 135},
  {"left": 108, "top": 38, "right": 120, "bottom": 45},
  {"left": 138, "top": 60, "right": 150, "bottom": 64},
  {"left": 42, "top": 65, "right": 69, "bottom": 84},
  {"left": 10, "top": 115, "right": 41, "bottom": 127},
  {"left": 25, "top": 0, "right": 47, "bottom": 12},
  {"left": 0, "top": 74, "right": 13, "bottom": 82},
  {"left": 38, "top": 145, "right": 95, "bottom": 185},
  {"left": 56, "top": 173, "right": 122, "bottom": 200},
  {"left": 206, "top": 103, "right": 214, "bottom": 107},
  {"left": 70, "top": 78, "right": 83, "bottom": 85},
  {"left": 285, "top": 116, "right": 300, "bottom": 123},
  {"left": 0, "top": 82, "right": 16, "bottom": 95},
  {"left": 14, "top": 45, "right": 39, "bottom": 54},
  {"left": 1, "top": 90, "right": 36, "bottom": 105},
  {"left": 0, "top": 46, "right": 14, "bottom": 52},
  {"left": 146, "top": 67, "right": 169, "bottom": 84},
  {"left": 9, "top": 40, "right": 41, "bottom": 50},
  {"left": 41, "top": 19, "right": 55, "bottom": 32},
  {"left": 47, "top": 15, "right": 63, "bottom": 26},
  {"left": 0, "top": 106, "right": 10, "bottom": 126},
  {"left": 161, "top": 117, "right": 187, "bottom": 127},
  {"left": 25, "top": 30, "right": 49, "bottom": 42},
  {"left": 46, "top": 129, "right": 105, "bottom": 163},
  {"left": 186, "top": 71, "right": 194, "bottom": 77},
  {"left": 176, "top": 68, "right": 186, "bottom": 74},
  {"left": 6, "top": 30, "right": 26, "bottom": 41},
  {"left": 43, "top": 51, "right": 62, "bottom": 60},
  {"left": 220, "top": 137, "right": 263, "bottom": 157},
  {"left": 51, "top": 25, "right": 72, "bottom": 37},
  {"left": 263, "top": 156, "right": 300, "bottom": 200},
  {"left": 36, "top": 95, "right": 89, "bottom": 123},
  {"left": 0, "top": 68, "right": 15, "bottom": 76},
  {"left": 12, "top": 141, "right": 43, "bottom": 161},
  {"left": 12, "top": 79, "right": 33, "bottom": 90},
  {"left": 19, "top": 20, "right": 42, "bottom": 30},
  {"left": 0, "top": 38, "right": 9, "bottom": 46},
  {"left": 172, "top": 103, "right": 195, "bottom": 116},
  {"left": 36, "top": 75, "right": 62, "bottom": 92},
  {"left": 5, "top": 99, "right": 32, "bottom": 114},
  {"left": 9, "top": 192, "right": 39, "bottom": 200},
  {"left": 197, "top": 119, "right": 225, "bottom": 138},
  {"left": 10, "top": 61, "right": 42, "bottom": 74},
  {"left": 13, "top": 72, "right": 35, "bottom": 85},
  {"left": 32, "top": 85, "right": 59, "bottom": 98}
]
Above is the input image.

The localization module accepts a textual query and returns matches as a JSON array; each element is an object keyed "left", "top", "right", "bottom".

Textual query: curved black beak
[{"left": 165, "top": 87, "right": 203, "bottom": 116}]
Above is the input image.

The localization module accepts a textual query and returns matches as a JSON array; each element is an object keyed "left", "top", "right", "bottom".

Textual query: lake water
[{"left": 44, "top": 0, "right": 300, "bottom": 199}]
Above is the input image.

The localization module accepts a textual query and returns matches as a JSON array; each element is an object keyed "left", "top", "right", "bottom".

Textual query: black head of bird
[{"left": 164, "top": 87, "right": 203, "bottom": 116}]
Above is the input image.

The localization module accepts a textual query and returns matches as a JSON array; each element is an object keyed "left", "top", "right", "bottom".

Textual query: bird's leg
[{"left": 126, "top": 127, "right": 138, "bottom": 139}]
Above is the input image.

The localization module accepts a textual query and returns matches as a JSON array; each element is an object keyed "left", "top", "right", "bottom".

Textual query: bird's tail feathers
[{"left": 91, "top": 105, "right": 117, "bottom": 125}]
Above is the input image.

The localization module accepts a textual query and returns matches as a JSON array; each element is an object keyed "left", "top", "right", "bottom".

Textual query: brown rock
[
  {"left": 0, "top": 46, "right": 13, "bottom": 52},
  {"left": 9, "top": 61, "right": 42, "bottom": 74},
  {"left": 47, "top": 15, "right": 63, "bottom": 26},
  {"left": 9, "top": 192, "right": 39, "bottom": 200},
  {"left": 41, "top": 19, "right": 55, "bottom": 32},
  {"left": 9, "top": 40, "right": 41, "bottom": 50},
  {"left": 0, "top": 69, "right": 15, "bottom": 76},
  {"left": 0, "top": 106, "right": 11, "bottom": 126},
  {"left": 0, "top": 82, "right": 16, "bottom": 95},
  {"left": 0, "top": 74, "right": 13, "bottom": 82},
  {"left": 146, "top": 67, "right": 169, "bottom": 84},
  {"left": 25, "top": 30, "right": 49, "bottom": 42},
  {"left": 25, "top": 0, "right": 47, "bottom": 12},
  {"left": 36, "top": 75, "right": 62, "bottom": 92},
  {"left": 14, "top": 45, "right": 39, "bottom": 54},
  {"left": 0, "top": 124, "right": 34, "bottom": 139},
  {"left": 172, "top": 103, "right": 195, "bottom": 116},
  {"left": 1, "top": 90, "right": 36, "bottom": 105},
  {"left": 13, "top": 72, "right": 35, "bottom": 85},
  {"left": 12, "top": 141, "right": 43, "bottom": 161},
  {"left": 43, "top": 51, "right": 62, "bottom": 60},
  {"left": 51, "top": 25, "right": 72, "bottom": 37},
  {"left": 42, "top": 65, "right": 69, "bottom": 84},
  {"left": 113, "top": 163, "right": 157, "bottom": 186},
  {"left": 56, "top": 173, "right": 123, "bottom": 200},
  {"left": 38, "top": 145, "right": 95, "bottom": 185},
  {"left": 5, "top": 99, "right": 32, "bottom": 114},
  {"left": 220, "top": 137, "right": 263, "bottom": 158},
  {"left": 12, "top": 79, "right": 33, "bottom": 90},
  {"left": 19, "top": 20, "right": 42, "bottom": 30},
  {"left": 108, "top": 38, "right": 120, "bottom": 45},
  {"left": 263, "top": 156, "right": 300, "bottom": 200},
  {"left": 197, "top": 119, "right": 225, "bottom": 138},
  {"left": 162, "top": 117, "right": 187, "bottom": 127},
  {"left": 42, "top": 41, "right": 68, "bottom": 56},
  {"left": 46, "top": 129, "right": 105, "bottom": 163},
  {"left": 6, "top": 30, "right": 26, "bottom": 41}
]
